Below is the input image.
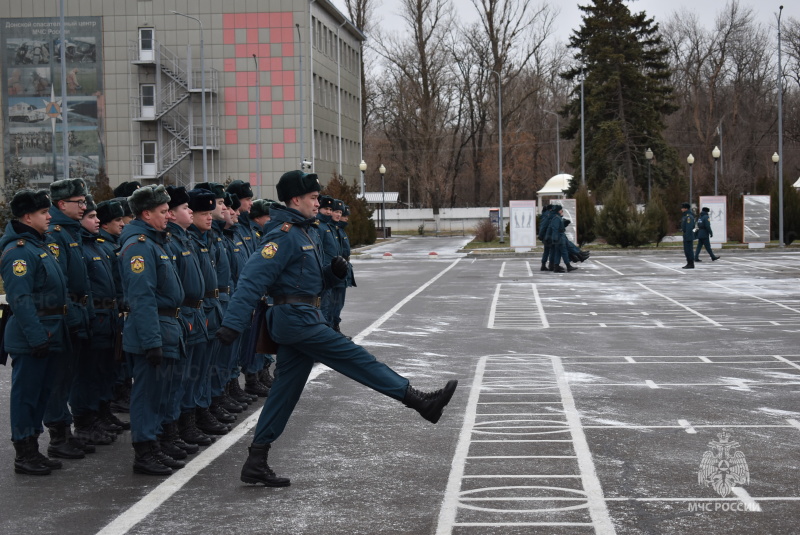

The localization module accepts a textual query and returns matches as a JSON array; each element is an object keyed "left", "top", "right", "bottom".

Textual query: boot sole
[
  {"left": 15, "top": 466, "right": 52, "bottom": 475},
  {"left": 240, "top": 474, "right": 291, "bottom": 487},
  {"left": 425, "top": 380, "right": 458, "bottom": 424},
  {"left": 133, "top": 466, "right": 173, "bottom": 476}
]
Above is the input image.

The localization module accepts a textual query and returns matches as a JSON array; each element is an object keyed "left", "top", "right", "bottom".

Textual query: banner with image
[{"left": 2, "top": 16, "right": 103, "bottom": 188}]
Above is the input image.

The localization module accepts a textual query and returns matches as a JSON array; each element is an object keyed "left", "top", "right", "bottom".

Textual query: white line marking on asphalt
[
  {"left": 772, "top": 355, "right": 800, "bottom": 371},
  {"left": 637, "top": 283, "right": 723, "bottom": 326},
  {"left": 678, "top": 420, "right": 697, "bottom": 434},
  {"left": 786, "top": 419, "right": 800, "bottom": 431},
  {"left": 645, "top": 380, "right": 659, "bottom": 389},
  {"left": 625, "top": 357, "right": 636, "bottom": 363},
  {"left": 487, "top": 284, "right": 501, "bottom": 328},
  {"left": 771, "top": 321, "right": 781, "bottom": 325},
  {"left": 499, "top": 261, "right": 507, "bottom": 277},
  {"left": 98, "top": 259, "right": 463, "bottom": 535},
  {"left": 709, "top": 281, "right": 800, "bottom": 314},
  {"left": 552, "top": 357, "right": 616, "bottom": 534},
  {"left": 595, "top": 261, "right": 624, "bottom": 275},
  {"left": 731, "top": 487, "right": 762, "bottom": 512},
  {"left": 599, "top": 323, "right": 607, "bottom": 327},
  {"left": 533, "top": 284, "right": 549, "bottom": 328},
  {"left": 640, "top": 258, "right": 685, "bottom": 273},
  {"left": 699, "top": 357, "right": 713, "bottom": 363},
  {"left": 525, "top": 261, "right": 533, "bottom": 277}
]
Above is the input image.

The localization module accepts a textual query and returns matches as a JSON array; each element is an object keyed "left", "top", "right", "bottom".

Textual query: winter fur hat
[
  {"left": 701, "top": 206, "right": 710, "bottom": 213},
  {"left": 342, "top": 204, "right": 350, "bottom": 217},
  {"left": 250, "top": 199, "right": 271, "bottom": 219},
  {"left": 166, "top": 186, "right": 190, "bottom": 210},
  {"left": 50, "top": 178, "right": 87, "bottom": 203},
  {"left": 196, "top": 182, "right": 226, "bottom": 199},
  {"left": 332, "top": 199, "right": 344, "bottom": 213},
  {"left": 11, "top": 189, "right": 51, "bottom": 217},
  {"left": 225, "top": 193, "right": 241, "bottom": 212},
  {"left": 113, "top": 181, "right": 141, "bottom": 198},
  {"left": 681, "top": 202, "right": 691, "bottom": 209},
  {"left": 96, "top": 200, "right": 124, "bottom": 224},
  {"left": 187, "top": 188, "right": 216, "bottom": 213},
  {"left": 276, "top": 170, "right": 320, "bottom": 202},
  {"left": 113, "top": 197, "right": 133, "bottom": 218},
  {"left": 226, "top": 180, "right": 253, "bottom": 200},
  {"left": 128, "top": 185, "right": 171, "bottom": 216},
  {"left": 318, "top": 195, "right": 334, "bottom": 210},
  {"left": 551, "top": 204, "right": 563, "bottom": 212},
  {"left": 82, "top": 194, "right": 97, "bottom": 214}
]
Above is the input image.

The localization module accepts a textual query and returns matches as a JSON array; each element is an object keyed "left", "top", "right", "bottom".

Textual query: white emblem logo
[{"left": 697, "top": 429, "right": 750, "bottom": 497}]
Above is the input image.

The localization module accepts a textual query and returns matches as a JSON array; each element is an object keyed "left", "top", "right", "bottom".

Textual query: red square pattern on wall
[{"left": 222, "top": 12, "right": 297, "bottom": 161}]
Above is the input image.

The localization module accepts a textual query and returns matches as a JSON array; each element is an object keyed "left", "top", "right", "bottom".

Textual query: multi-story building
[{"left": 0, "top": 0, "right": 364, "bottom": 198}]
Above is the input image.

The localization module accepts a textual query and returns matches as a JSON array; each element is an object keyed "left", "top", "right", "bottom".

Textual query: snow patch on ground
[
  {"left": 564, "top": 372, "right": 602, "bottom": 383},
  {"left": 757, "top": 407, "right": 800, "bottom": 417}
]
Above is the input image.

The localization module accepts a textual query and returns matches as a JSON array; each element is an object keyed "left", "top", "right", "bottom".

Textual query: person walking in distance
[
  {"left": 694, "top": 207, "right": 720, "bottom": 262},
  {"left": 680, "top": 202, "right": 696, "bottom": 269}
]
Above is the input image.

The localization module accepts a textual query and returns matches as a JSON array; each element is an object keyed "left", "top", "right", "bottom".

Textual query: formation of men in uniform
[{"left": 2, "top": 170, "right": 458, "bottom": 481}]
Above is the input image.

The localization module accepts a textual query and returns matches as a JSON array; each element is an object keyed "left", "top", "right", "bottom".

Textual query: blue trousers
[
  {"left": 252, "top": 324, "right": 410, "bottom": 444},
  {"left": 181, "top": 341, "right": 205, "bottom": 412},
  {"left": 70, "top": 343, "right": 112, "bottom": 416},
  {"left": 541, "top": 242, "right": 550, "bottom": 265},
  {"left": 10, "top": 352, "right": 59, "bottom": 440},
  {"left": 331, "top": 286, "right": 347, "bottom": 327},
  {"left": 209, "top": 338, "right": 234, "bottom": 398},
  {"left": 193, "top": 340, "right": 214, "bottom": 409},
  {"left": 683, "top": 240, "right": 694, "bottom": 264},
  {"left": 43, "top": 342, "right": 79, "bottom": 426},
  {"left": 321, "top": 288, "right": 335, "bottom": 325},
  {"left": 549, "top": 237, "right": 569, "bottom": 266},
  {"left": 129, "top": 353, "right": 174, "bottom": 442},
  {"left": 695, "top": 237, "right": 714, "bottom": 259}
]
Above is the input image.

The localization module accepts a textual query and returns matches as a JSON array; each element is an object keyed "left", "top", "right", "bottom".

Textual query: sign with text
[{"left": 510, "top": 200, "right": 537, "bottom": 249}]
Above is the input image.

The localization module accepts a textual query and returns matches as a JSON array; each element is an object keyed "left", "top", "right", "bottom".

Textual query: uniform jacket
[
  {"left": 317, "top": 214, "right": 344, "bottom": 288},
  {"left": 97, "top": 229, "right": 123, "bottom": 301},
  {"left": 188, "top": 224, "right": 223, "bottom": 336},
  {"left": 167, "top": 222, "right": 208, "bottom": 345},
  {"left": 81, "top": 228, "right": 117, "bottom": 349},
  {"left": 696, "top": 212, "right": 713, "bottom": 240},
  {"left": 336, "top": 220, "right": 356, "bottom": 288},
  {"left": 538, "top": 210, "right": 554, "bottom": 242},
  {"left": 222, "top": 205, "right": 341, "bottom": 342},
  {"left": 681, "top": 210, "right": 696, "bottom": 241},
  {"left": 211, "top": 220, "right": 234, "bottom": 307},
  {"left": 47, "top": 206, "right": 92, "bottom": 336},
  {"left": 0, "top": 221, "right": 69, "bottom": 353},
  {"left": 119, "top": 219, "right": 185, "bottom": 358},
  {"left": 235, "top": 212, "right": 257, "bottom": 254},
  {"left": 223, "top": 225, "right": 249, "bottom": 286},
  {"left": 546, "top": 212, "right": 566, "bottom": 244}
]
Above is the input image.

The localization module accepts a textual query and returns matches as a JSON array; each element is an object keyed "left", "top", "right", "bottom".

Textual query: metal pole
[
  {"left": 172, "top": 12, "right": 206, "bottom": 185},
  {"left": 689, "top": 163, "right": 693, "bottom": 206},
  {"left": 336, "top": 21, "right": 346, "bottom": 177},
  {"left": 647, "top": 160, "right": 651, "bottom": 202},
  {"left": 714, "top": 158, "right": 718, "bottom": 196},
  {"left": 778, "top": 5, "right": 785, "bottom": 247},
  {"left": 253, "top": 55, "right": 261, "bottom": 197},
  {"left": 489, "top": 70, "right": 504, "bottom": 243},
  {"left": 543, "top": 110, "right": 560, "bottom": 175},
  {"left": 296, "top": 24, "right": 305, "bottom": 167},
  {"left": 59, "top": 0, "right": 69, "bottom": 179},
  {"left": 360, "top": 169, "right": 365, "bottom": 197},
  {"left": 381, "top": 172, "right": 386, "bottom": 239},
  {"left": 580, "top": 64, "right": 586, "bottom": 186}
]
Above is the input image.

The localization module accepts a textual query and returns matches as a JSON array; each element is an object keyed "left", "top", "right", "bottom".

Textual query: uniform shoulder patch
[
  {"left": 12, "top": 259, "right": 27, "bottom": 276},
  {"left": 281, "top": 222, "right": 293, "bottom": 232},
  {"left": 261, "top": 242, "right": 278, "bottom": 259},
  {"left": 53, "top": 225, "right": 61, "bottom": 232},
  {"left": 47, "top": 243, "right": 60, "bottom": 257},
  {"left": 97, "top": 238, "right": 105, "bottom": 243},
  {"left": 138, "top": 234, "right": 147, "bottom": 242},
  {"left": 130, "top": 255, "right": 145, "bottom": 273},
  {"left": 16, "top": 239, "right": 25, "bottom": 246}
]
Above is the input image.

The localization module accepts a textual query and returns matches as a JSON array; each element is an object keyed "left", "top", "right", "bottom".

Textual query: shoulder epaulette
[
  {"left": 53, "top": 225, "right": 61, "bottom": 232},
  {"left": 16, "top": 239, "right": 25, "bottom": 246},
  {"left": 281, "top": 222, "right": 293, "bottom": 232},
  {"left": 97, "top": 238, "right": 105, "bottom": 243},
  {"left": 138, "top": 234, "right": 147, "bottom": 242}
]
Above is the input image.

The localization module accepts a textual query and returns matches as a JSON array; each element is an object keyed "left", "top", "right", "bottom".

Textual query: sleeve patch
[
  {"left": 12, "top": 259, "right": 27, "bottom": 276},
  {"left": 281, "top": 222, "right": 293, "bottom": 232},
  {"left": 130, "top": 255, "right": 145, "bottom": 273},
  {"left": 47, "top": 243, "right": 60, "bottom": 257},
  {"left": 261, "top": 242, "right": 278, "bottom": 259}
]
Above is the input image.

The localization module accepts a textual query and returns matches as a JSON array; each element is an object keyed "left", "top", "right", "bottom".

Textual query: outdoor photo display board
[
  {"left": 550, "top": 198, "right": 577, "bottom": 245},
  {"left": 509, "top": 200, "right": 537, "bottom": 249},
  {"left": 699, "top": 196, "right": 727, "bottom": 248},
  {"left": 2, "top": 17, "right": 104, "bottom": 188},
  {"left": 743, "top": 195, "right": 770, "bottom": 244}
]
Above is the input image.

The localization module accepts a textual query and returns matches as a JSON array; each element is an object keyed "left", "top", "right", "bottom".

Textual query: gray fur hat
[
  {"left": 250, "top": 199, "right": 272, "bottom": 219},
  {"left": 50, "top": 178, "right": 87, "bottom": 202},
  {"left": 83, "top": 194, "right": 97, "bottom": 214},
  {"left": 128, "top": 185, "right": 171, "bottom": 216}
]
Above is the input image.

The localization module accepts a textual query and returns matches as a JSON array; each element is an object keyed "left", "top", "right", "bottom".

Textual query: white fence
[{"left": 374, "top": 207, "right": 506, "bottom": 233}]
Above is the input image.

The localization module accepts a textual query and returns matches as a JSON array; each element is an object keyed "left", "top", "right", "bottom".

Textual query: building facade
[{"left": 0, "top": 0, "right": 364, "bottom": 199}]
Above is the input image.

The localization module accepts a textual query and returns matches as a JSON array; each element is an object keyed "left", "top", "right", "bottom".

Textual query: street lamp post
[
  {"left": 544, "top": 110, "right": 560, "bottom": 175},
  {"left": 777, "top": 5, "right": 785, "bottom": 247},
  {"left": 379, "top": 164, "right": 386, "bottom": 239},
  {"left": 580, "top": 63, "right": 586, "bottom": 186},
  {"left": 488, "top": 70, "right": 504, "bottom": 243},
  {"left": 645, "top": 147, "right": 653, "bottom": 202},
  {"left": 172, "top": 11, "right": 207, "bottom": 186},
  {"left": 712, "top": 146, "right": 720, "bottom": 195},
  {"left": 773, "top": 152, "right": 780, "bottom": 180},
  {"left": 359, "top": 160, "right": 367, "bottom": 198},
  {"left": 687, "top": 154, "right": 695, "bottom": 206}
]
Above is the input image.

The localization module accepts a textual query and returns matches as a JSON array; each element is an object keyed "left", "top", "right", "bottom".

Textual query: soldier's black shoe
[
  {"left": 100, "top": 400, "right": 130, "bottom": 431},
  {"left": 540, "top": 263, "right": 549, "bottom": 271},
  {"left": 151, "top": 442, "right": 186, "bottom": 470},
  {"left": 547, "top": 263, "right": 555, "bottom": 271},
  {"left": 163, "top": 420, "right": 198, "bottom": 454},
  {"left": 210, "top": 399, "right": 237, "bottom": 423},
  {"left": 74, "top": 413, "right": 116, "bottom": 445},
  {"left": 46, "top": 422, "right": 85, "bottom": 459},
  {"left": 695, "top": 257, "right": 702, "bottom": 262},
  {"left": 566, "top": 264, "right": 578, "bottom": 272},
  {"left": 220, "top": 388, "right": 245, "bottom": 413},
  {"left": 682, "top": 264, "right": 695, "bottom": 269},
  {"left": 553, "top": 265, "right": 566, "bottom": 273},
  {"left": 195, "top": 407, "right": 230, "bottom": 436},
  {"left": 133, "top": 441, "right": 173, "bottom": 476},
  {"left": 258, "top": 367, "right": 274, "bottom": 389},
  {"left": 240, "top": 443, "right": 291, "bottom": 486},
  {"left": 579, "top": 251, "right": 591, "bottom": 262},
  {"left": 569, "top": 252, "right": 580, "bottom": 263},
  {"left": 178, "top": 411, "right": 214, "bottom": 446},
  {"left": 712, "top": 255, "right": 721, "bottom": 261},
  {"left": 158, "top": 433, "right": 188, "bottom": 460},
  {"left": 28, "top": 436, "right": 62, "bottom": 469},
  {"left": 13, "top": 439, "right": 51, "bottom": 476},
  {"left": 245, "top": 373, "right": 270, "bottom": 397},
  {"left": 111, "top": 381, "right": 131, "bottom": 413},
  {"left": 402, "top": 380, "right": 458, "bottom": 424},
  {"left": 227, "top": 379, "right": 253, "bottom": 405}
]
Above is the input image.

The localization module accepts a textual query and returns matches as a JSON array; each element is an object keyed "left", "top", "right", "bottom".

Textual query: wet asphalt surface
[{"left": 1, "top": 236, "right": 800, "bottom": 535}]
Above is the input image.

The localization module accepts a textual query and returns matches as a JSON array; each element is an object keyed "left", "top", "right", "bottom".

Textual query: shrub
[
  {"left": 323, "top": 173, "right": 376, "bottom": 246},
  {"left": 475, "top": 218, "right": 498, "bottom": 242},
  {"left": 596, "top": 175, "right": 650, "bottom": 248},
  {"left": 644, "top": 192, "right": 669, "bottom": 246}
]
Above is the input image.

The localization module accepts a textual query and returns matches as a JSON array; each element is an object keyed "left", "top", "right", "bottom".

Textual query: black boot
[
  {"left": 227, "top": 379, "right": 252, "bottom": 405},
  {"left": 74, "top": 413, "right": 115, "bottom": 445},
  {"left": 245, "top": 373, "right": 270, "bottom": 398},
  {"left": 258, "top": 367, "right": 274, "bottom": 389},
  {"left": 402, "top": 380, "right": 458, "bottom": 424},
  {"left": 712, "top": 255, "right": 721, "bottom": 261},
  {"left": 540, "top": 263, "right": 549, "bottom": 271},
  {"left": 111, "top": 381, "right": 131, "bottom": 413},
  {"left": 220, "top": 385, "right": 245, "bottom": 413},
  {"left": 13, "top": 438, "right": 51, "bottom": 476},
  {"left": 240, "top": 443, "right": 291, "bottom": 486},
  {"left": 210, "top": 397, "right": 237, "bottom": 423},
  {"left": 164, "top": 420, "right": 199, "bottom": 454},
  {"left": 46, "top": 422, "right": 85, "bottom": 459},
  {"left": 195, "top": 407, "right": 230, "bottom": 436},
  {"left": 178, "top": 410, "right": 214, "bottom": 446},
  {"left": 553, "top": 265, "right": 566, "bottom": 273},
  {"left": 100, "top": 400, "right": 130, "bottom": 431},
  {"left": 151, "top": 441, "right": 186, "bottom": 470},
  {"left": 158, "top": 424, "right": 188, "bottom": 461},
  {"left": 133, "top": 441, "right": 173, "bottom": 476},
  {"left": 682, "top": 263, "right": 695, "bottom": 269},
  {"left": 28, "top": 435, "right": 62, "bottom": 470},
  {"left": 579, "top": 250, "right": 591, "bottom": 262}
]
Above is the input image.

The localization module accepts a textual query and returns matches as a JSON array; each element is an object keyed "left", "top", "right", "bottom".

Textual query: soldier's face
[
  {"left": 193, "top": 211, "right": 213, "bottom": 231},
  {"left": 103, "top": 217, "right": 125, "bottom": 236},
  {"left": 319, "top": 206, "right": 332, "bottom": 216},
  {"left": 143, "top": 203, "right": 170, "bottom": 231},
  {"left": 332, "top": 210, "right": 342, "bottom": 221},
  {"left": 25, "top": 207, "right": 51, "bottom": 234},
  {"left": 212, "top": 198, "right": 226, "bottom": 220},
  {"left": 294, "top": 192, "right": 319, "bottom": 219},
  {"left": 170, "top": 203, "right": 193, "bottom": 230},
  {"left": 59, "top": 196, "right": 86, "bottom": 220},
  {"left": 239, "top": 197, "right": 253, "bottom": 212},
  {"left": 81, "top": 210, "right": 100, "bottom": 233}
]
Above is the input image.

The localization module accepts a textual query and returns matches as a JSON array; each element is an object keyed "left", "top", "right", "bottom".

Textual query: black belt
[
  {"left": 36, "top": 305, "right": 68, "bottom": 317},
  {"left": 272, "top": 295, "right": 321, "bottom": 308},
  {"left": 182, "top": 299, "right": 203, "bottom": 309},
  {"left": 218, "top": 286, "right": 230, "bottom": 294},
  {"left": 204, "top": 289, "right": 219, "bottom": 299},
  {"left": 93, "top": 298, "right": 117, "bottom": 310},
  {"left": 69, "top": 294, "right": 89, "bottom": 306},
  {"left": 157, "top": 308, "right": 181, "bottom": 318}
]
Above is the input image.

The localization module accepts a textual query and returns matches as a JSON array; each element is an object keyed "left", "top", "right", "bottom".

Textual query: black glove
[
  {"left": 216, "top": 325, "right": 240, "bottom": 346},
  {"left": 563, "top": 219, "right": 571, "bottom": 228},
  {"left": 31, "top": 342, "right": 49, "bottom": 359},
  {"left": 331, "top": 256, "right": 348, "bottom": 279},
  {"left": 145, "top": 347, "right": 163, "bottom": 367}
]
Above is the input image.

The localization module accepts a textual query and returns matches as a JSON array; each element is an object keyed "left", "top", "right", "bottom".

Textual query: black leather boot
[
  {"left": 210, "top": 397, "right": 237, "bottom": 423},
  {"left": 133, "top": 441, "right": 173, "bottom": 476},
  {"left": 111, "top": 380, "right": 131, "bottom": 413},
  {"left": 540, "top": 263, "right": 548, "bottom": 271},
  {"left": 74, "top": 413, "right": 115, "bottom": 445},
  {"left": 13, "top": 438, "right": 51, "bottom": 476},
  {"left": 553, "top": 265, "right": 566, "bottom": 273},
  {"left": 228, "top": 379, "right": 253, "bottom": 405},
  {"left": 240, "top": 443, "right": 291, "bottom": 486},
  {"left": 28, "top": 435, "right": 61, "bottom": 470},
  {"left": 195, "top": 407, "right": 230, "bottom": 435},
  {"left": 46, "top": 422, "right": 85, "bottom": 459},
  {"left": 245, "top": 373, "right": 270, "bottom": 397},
  {"left": 163, "top": 420, "right": 198, "bottom": 454},
  {"left": 178, "top": 410, "right": 214, "bottom": 446},
  {"left": 158, "top": 428, "right": 188, "bottom": 460},
  {"left": 402, "top": 380, "right": 459, "bottom": 424},
  {"left": 100, "top": 400, "right": 130, "bottom": 431},
  {"left": 258, "top": 367, "right": 273, "bottom": 389},
  {"left": 566, "top": 264, "right": 578, "bottom": 272},
  {"left": 151, "top": 441, "right": 186, "bottom": 470}
]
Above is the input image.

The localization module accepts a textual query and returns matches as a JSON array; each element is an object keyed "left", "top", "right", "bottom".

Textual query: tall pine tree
[{"left": 562, "top": 0, "right": 678, "bottom": 200}]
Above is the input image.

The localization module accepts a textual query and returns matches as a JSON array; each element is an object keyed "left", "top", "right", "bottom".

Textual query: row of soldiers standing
[{"left": 2, "top": 175, "right": 356, "bottom": 476}]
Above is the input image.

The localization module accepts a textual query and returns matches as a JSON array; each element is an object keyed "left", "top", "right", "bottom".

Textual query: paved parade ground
[{"left": 2, "top": 235, "right": 800, "bottom": 535}]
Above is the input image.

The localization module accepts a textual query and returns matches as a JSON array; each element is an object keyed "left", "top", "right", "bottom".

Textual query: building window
[
  {"left": 140, "top": 84, "right": 156, "bottom": 119},
  {"left": 141, "top": 141, "right": 157, "bottom": 175},
  {"left": 138, "top": 28, "right": 154, "bottom": 61}
]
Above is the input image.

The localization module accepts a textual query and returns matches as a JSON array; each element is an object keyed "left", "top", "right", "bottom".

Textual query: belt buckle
[
  {"left": 62, "top": 305, "right": 68, "bottom": 315},
  {"left": 81, "top": 295, "right": 88, "bottom": 306},
  {"left": 174, "top": 308, "right": 181, "bottom": 318},
  {"left": 214, "top": 289, "right": 219, "bottom": 298},
  {"left": 314, "top": 297, "right": 321, "bottom": 308}
]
